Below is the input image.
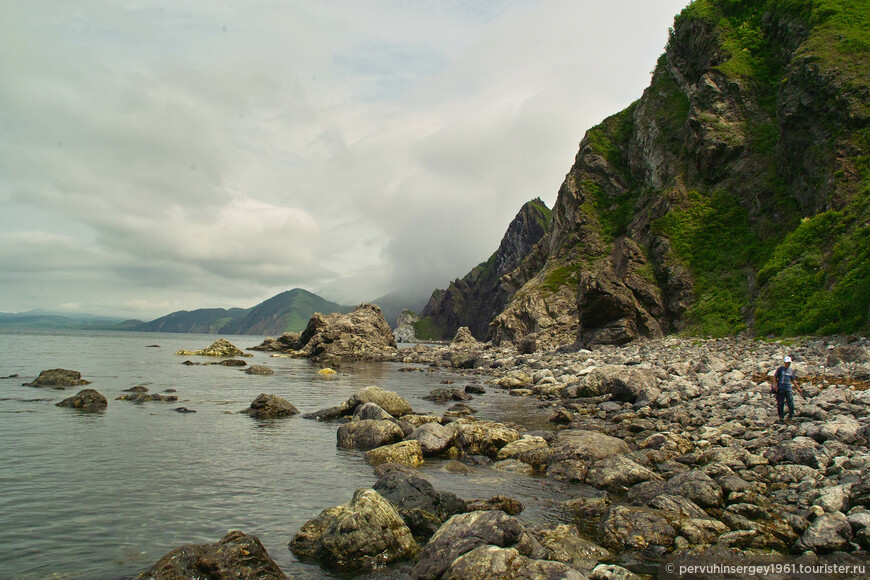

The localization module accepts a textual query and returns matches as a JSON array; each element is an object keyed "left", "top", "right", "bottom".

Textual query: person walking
[{"left": 773, "top": 355, "right": 799, "bottom": 423}]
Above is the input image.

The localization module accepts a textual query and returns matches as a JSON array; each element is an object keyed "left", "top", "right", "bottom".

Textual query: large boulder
[
  {"left": 175, "top": 339, "right": 251, "bottom": 357},
  {"left": 454, "top": 421, "right": 521, "bottom": 457},
  {"left": 576, "top": 365, "right": 659, "bottom": 402},
  {"left": 365, "top": 441, "right": 425, "bottom": 468},
  {"left": 289, "top": 488, "right": 418, "bottom": 572},
  {"left": 240, "top": 394, "right": 299, "bottom": 418},
  {"left": 336, "top": 420, "right": 405, "bottom": 450},
  {"left": 55, "top": 389, "right": 107, "bottom": 412},
  {"left": 793, "top": 512, "right": 852, "bottom": 554},
  {"left": 663, "top": 470, "right": 723, "bottom": 508},
  {"left": 546, "top": 429, "right": 630, "bottom": 482},
  {"left": 444, "top": 545, "right": 584, "bottom": 580},
  {"left": 23, "top": 368, "right": 91, "bottom": 389},
  {"left": 292, "top": 303, "right": 398, "bottom": 361},
  {"left": 340, "top": 386, "right": 413, "bottom": 417},
  {"left": 373, "top": 472, "right": 467, "bottom": 539},
  {"left": 531, "top": 524, "right": 613, "bottom": 572},
  {"left": 585, "top": 455, "right": 661, "bottom": 492},
  {"left": 410, "top": 510, "right": 545, "bottom": 580},
  {"left": 597, "top": 505, "right": 677, "bottom": 556},
  {"left": 135, "top": 530, "right": 286, "bottom": 580},
  {"left": 405, "top": 423, "right": 457, "bottom": 456}
]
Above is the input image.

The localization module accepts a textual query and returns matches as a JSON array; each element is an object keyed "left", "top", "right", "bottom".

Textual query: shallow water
[{"left": 0, "top": 330, "right": 571, "bottom": 579}]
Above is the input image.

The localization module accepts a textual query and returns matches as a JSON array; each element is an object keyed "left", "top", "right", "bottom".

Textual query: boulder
[
  {"left": 451, "top": 327, "right": 479, "bottom": 346},
  {"left": 410, "top": 510, "right": 545, "bottom": 580},
  {"left": 546, "top": 429, "right": 630, "bottom": 482},
  {"left": 585, "top": 455, "right": 661, "bottom": 491},
  {"left": 116, "top": 393, "right": 178, "bottom": 403},
  {"left": 365, "top": 441, "right": 424, "bottom": 468},
  {"left": 353, "top": 402, "right": 394, "bottom": 421},
  {"left": 597, "top": 505, "right": 677, "bottom": 556},
  {"left": 373, "top": 472, "right": 466, "bottom": 539},
  {"left": 23, "top": 368, "right": 91, "bottom": 388},
  {"left": 454, "top": 421, "right": 521, "bottom": 457},
  {"left": 444, "top": 545, "right": 584, "bottom": 580},
  {"left": 764, "top": 437, "right": 828, "bottom": 470},
  {"left": 135, "top": 530, "right": 286, "bottom": 580},
  {"left": 405, "top": 423, "right": 456, "bottom": 456},
  {"left": 175, "top": 339, "right": 252, "bottom": 357},
  {"left": 466, "top": 495, "right": 524, "bottom": 516},
  {"left": 289, "top": 488, "right": 418, "bottom": 572},
  {"left": 664, "top": 470, "right": 723, "bottom": 508},
  {"left": 241, "top": 394, "right": 299, "bottom": 418},
  {"left": 291, "top": 303, "right": 398, "bottom": 361},
  {"left": 55, "top": 389, "right": 107, "bottom": 412},
  {"left": 532, "top": 524, "right": 613, "bottom": 572},
  {"left": 336, "top": 420, "right": 405, "bottom": 450},
  {"left": 245, "top": 365, "right": 274, "bottom": 375},
  {"left": 339, "top": 386, "right": 413, "bottom": 417},
  {"left": 576, "top": 365, "right": 659, "bottom": 402},
  {"left": 793, "top": 512, "right": 852, "bottom": 554}
]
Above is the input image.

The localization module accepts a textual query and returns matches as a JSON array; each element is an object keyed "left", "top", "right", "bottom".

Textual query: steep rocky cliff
[
  {"left": 491, "top": 0, "right": 868, "bottom": 349},
  {"left": 415, "top": 198, "right": 551, "bottom": 340}
]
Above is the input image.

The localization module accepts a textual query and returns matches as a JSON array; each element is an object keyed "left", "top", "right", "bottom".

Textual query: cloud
[{"left": 0, "top": 0, "right": 690, "bottom": 318}]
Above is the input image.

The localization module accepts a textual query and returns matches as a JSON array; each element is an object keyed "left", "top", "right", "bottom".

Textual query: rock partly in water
[
  {"left": 289, "top": 488, "right": 419, "bottom": 573},
  {"left": 55, "top": 389, "right": 107, "bottom": 412},
  {"left": 23, "top": 368, "right": 91, "bottom": 389},
  {"left": 365, "top": 440, "right": 425, "bottom": 468},
  {"left": 134, "top": 530, "right": 287, "bottom": 580},
  {"left": 245, "top": 365, "right": 275, "bottom": 375},
  {"left": 339, "top": 386, "right": 413, "bottom": 417},
  {"left": 373, "top": 471, "right": 467, "bottom": 539},
  {"left": 336, "top": 419, "right": 405, "bottom": 450},
  {"left": 175, "top": 339, "right": 252, "bottom": 358},
  {"left": 241, "top": 394, "right": 300, "bottom": 418}
]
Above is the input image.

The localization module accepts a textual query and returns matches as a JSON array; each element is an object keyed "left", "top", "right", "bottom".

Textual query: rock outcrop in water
[
  {"left": 135, "top": 530, "right": 287, "bottom": 580},
  {"left": 175, "top": 339, "right": 252, "bottom": 358},
  {"left": 250, "top": 303, "right": 398, "bottom": 362},
  {"left": 240, "top": 394, "right": 299, "bottom": 418},
  {"left": 55, "top": 388, "right": 107, "bottom": 412},
  {"left": 23, "top": 368, "right": 91, "bottom": 389}
]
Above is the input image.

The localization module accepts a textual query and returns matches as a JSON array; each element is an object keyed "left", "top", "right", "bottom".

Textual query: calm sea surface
[{"left": 0, "top": 329, "right": 570, "bottom": 579}]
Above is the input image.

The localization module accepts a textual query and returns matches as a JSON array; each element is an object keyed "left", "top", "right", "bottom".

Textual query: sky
[{"left": 0, "top": 0, "right": 691, "bottom": 321}]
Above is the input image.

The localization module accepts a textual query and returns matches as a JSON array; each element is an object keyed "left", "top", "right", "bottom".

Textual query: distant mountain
[
  {"left": 134, "top": 289, "right": 354, "bottom": 335},
  {"left": 0, "top": 311, "right": 133, "bottom": 330}
]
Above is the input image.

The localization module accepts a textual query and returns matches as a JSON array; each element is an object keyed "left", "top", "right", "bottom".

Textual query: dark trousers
[{"left": 776, "top": 390, "right": 795, "bottom": 419}]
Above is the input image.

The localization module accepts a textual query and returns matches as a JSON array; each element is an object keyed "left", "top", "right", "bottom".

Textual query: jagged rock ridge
[{"left": 415, "top": 198, "right": 552, "bottom": 340}]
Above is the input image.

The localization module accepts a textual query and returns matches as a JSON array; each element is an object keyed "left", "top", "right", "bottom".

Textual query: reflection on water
[{"left": 0, "top": 330, "right": 565, "bottom": 580}]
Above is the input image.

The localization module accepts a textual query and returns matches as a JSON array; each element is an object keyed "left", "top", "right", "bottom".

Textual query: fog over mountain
[{"left": 0, "top": 0, "right": 689, "bottom": 320}]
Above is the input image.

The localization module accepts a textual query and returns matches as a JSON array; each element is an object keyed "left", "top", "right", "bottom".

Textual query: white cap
[{"left": 784, "top": 356, "right": 792, "bottom": 363}]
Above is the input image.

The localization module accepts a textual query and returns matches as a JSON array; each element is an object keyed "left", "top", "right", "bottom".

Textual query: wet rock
[
  {"left": 365, "top": 440, "right": 424, "bottom": 468},
  {"left": 373, "top": 472, "right": 466, "bottom": 539},
  {"left": 405, "top": 422, "right": 457, "bottom": 456},
  {"left": 454, "top": 421, "right": 521, "bottom": 457},
  {"left": 135, "top": 530, "right": 286, "bottom": 580},
  {"left": 423, "top": 388, "right": 472, "bottom": 403},
  {"left": 410, "top": 510, "right": 545, "bottom": 580},
  {"left": 443, "top": 545, "right": 584, "bottom": 580},
  {"left": 303, "top": 406, "right": 343, "bottom": 421},
  {"left": 174, "top": 407, "right": 196, "bottom": 413},
  {"left": 597, "top": 505, "right": 677, "bottom": 556},
  {"left": 466, "top": 495, "right": 524, "bottom": 516},
  {"left": 531, "top": 524, "right": 613, "bottom": 573},
  {"left": 339, "top": 386, "right": 413, "bottom": 417},
  {"left": 241, "top": 394, "right": 299, "bottom": 418},
  {"left": 55, "top": 389, "right": 107, "bottom": 412},
  {"left": 245, "top": 365, "right": 274, "bottom": 375},
  {"left": 117, "top": 393, "right": 179, "bottom": 403},
  {"left": 589, "top": 563, "right": 642, "bottom": 580},
  {"left": 465, "top": 384, "right": 486, "bottom": 394},
  {"left": 496, "top": 435, "right": 551, "bottom": 472},
  {"left": 336, "top": 419, "right": 405, "bottom": 450},
  {"left": 23, "top": 368, "right": 91, "bottom": 389},
  {"left": 290, "top": 488, "right": 418, "bottom": 572},
  {"left": 353, "top": 402, "right": 394, "bottom": 421},
  {"left": 175, "top": 339, "right": 252, "bottom": 357},
  {"left": 210, "top": 359, "right": 247, "bottom": 367}
]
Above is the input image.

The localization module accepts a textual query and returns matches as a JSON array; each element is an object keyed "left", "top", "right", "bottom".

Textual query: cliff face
[
  {"left": 491, "top": 0, "right": 869, "bottom": 348},
  {"left": 415, "top": 198, "right": 551, "bottom": 340}
]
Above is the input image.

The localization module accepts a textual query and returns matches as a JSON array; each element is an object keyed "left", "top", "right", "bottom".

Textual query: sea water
[{"left": 0, "top": 329, "right": 569, "bottom": 579}]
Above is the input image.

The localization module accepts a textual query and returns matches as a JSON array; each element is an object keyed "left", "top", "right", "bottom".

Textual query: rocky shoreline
[{"left": 125, "top": 315, "right": 870, "bottom": 579}]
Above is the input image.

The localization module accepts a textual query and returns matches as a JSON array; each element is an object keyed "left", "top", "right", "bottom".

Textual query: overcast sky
[{"left": 1, "top": 0, "right": 690, "bottom": 320}]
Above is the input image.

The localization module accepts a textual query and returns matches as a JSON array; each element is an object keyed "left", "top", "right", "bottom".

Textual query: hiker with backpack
[{"left": 772, "top": 355, "right": 800, "bottom": 423}]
